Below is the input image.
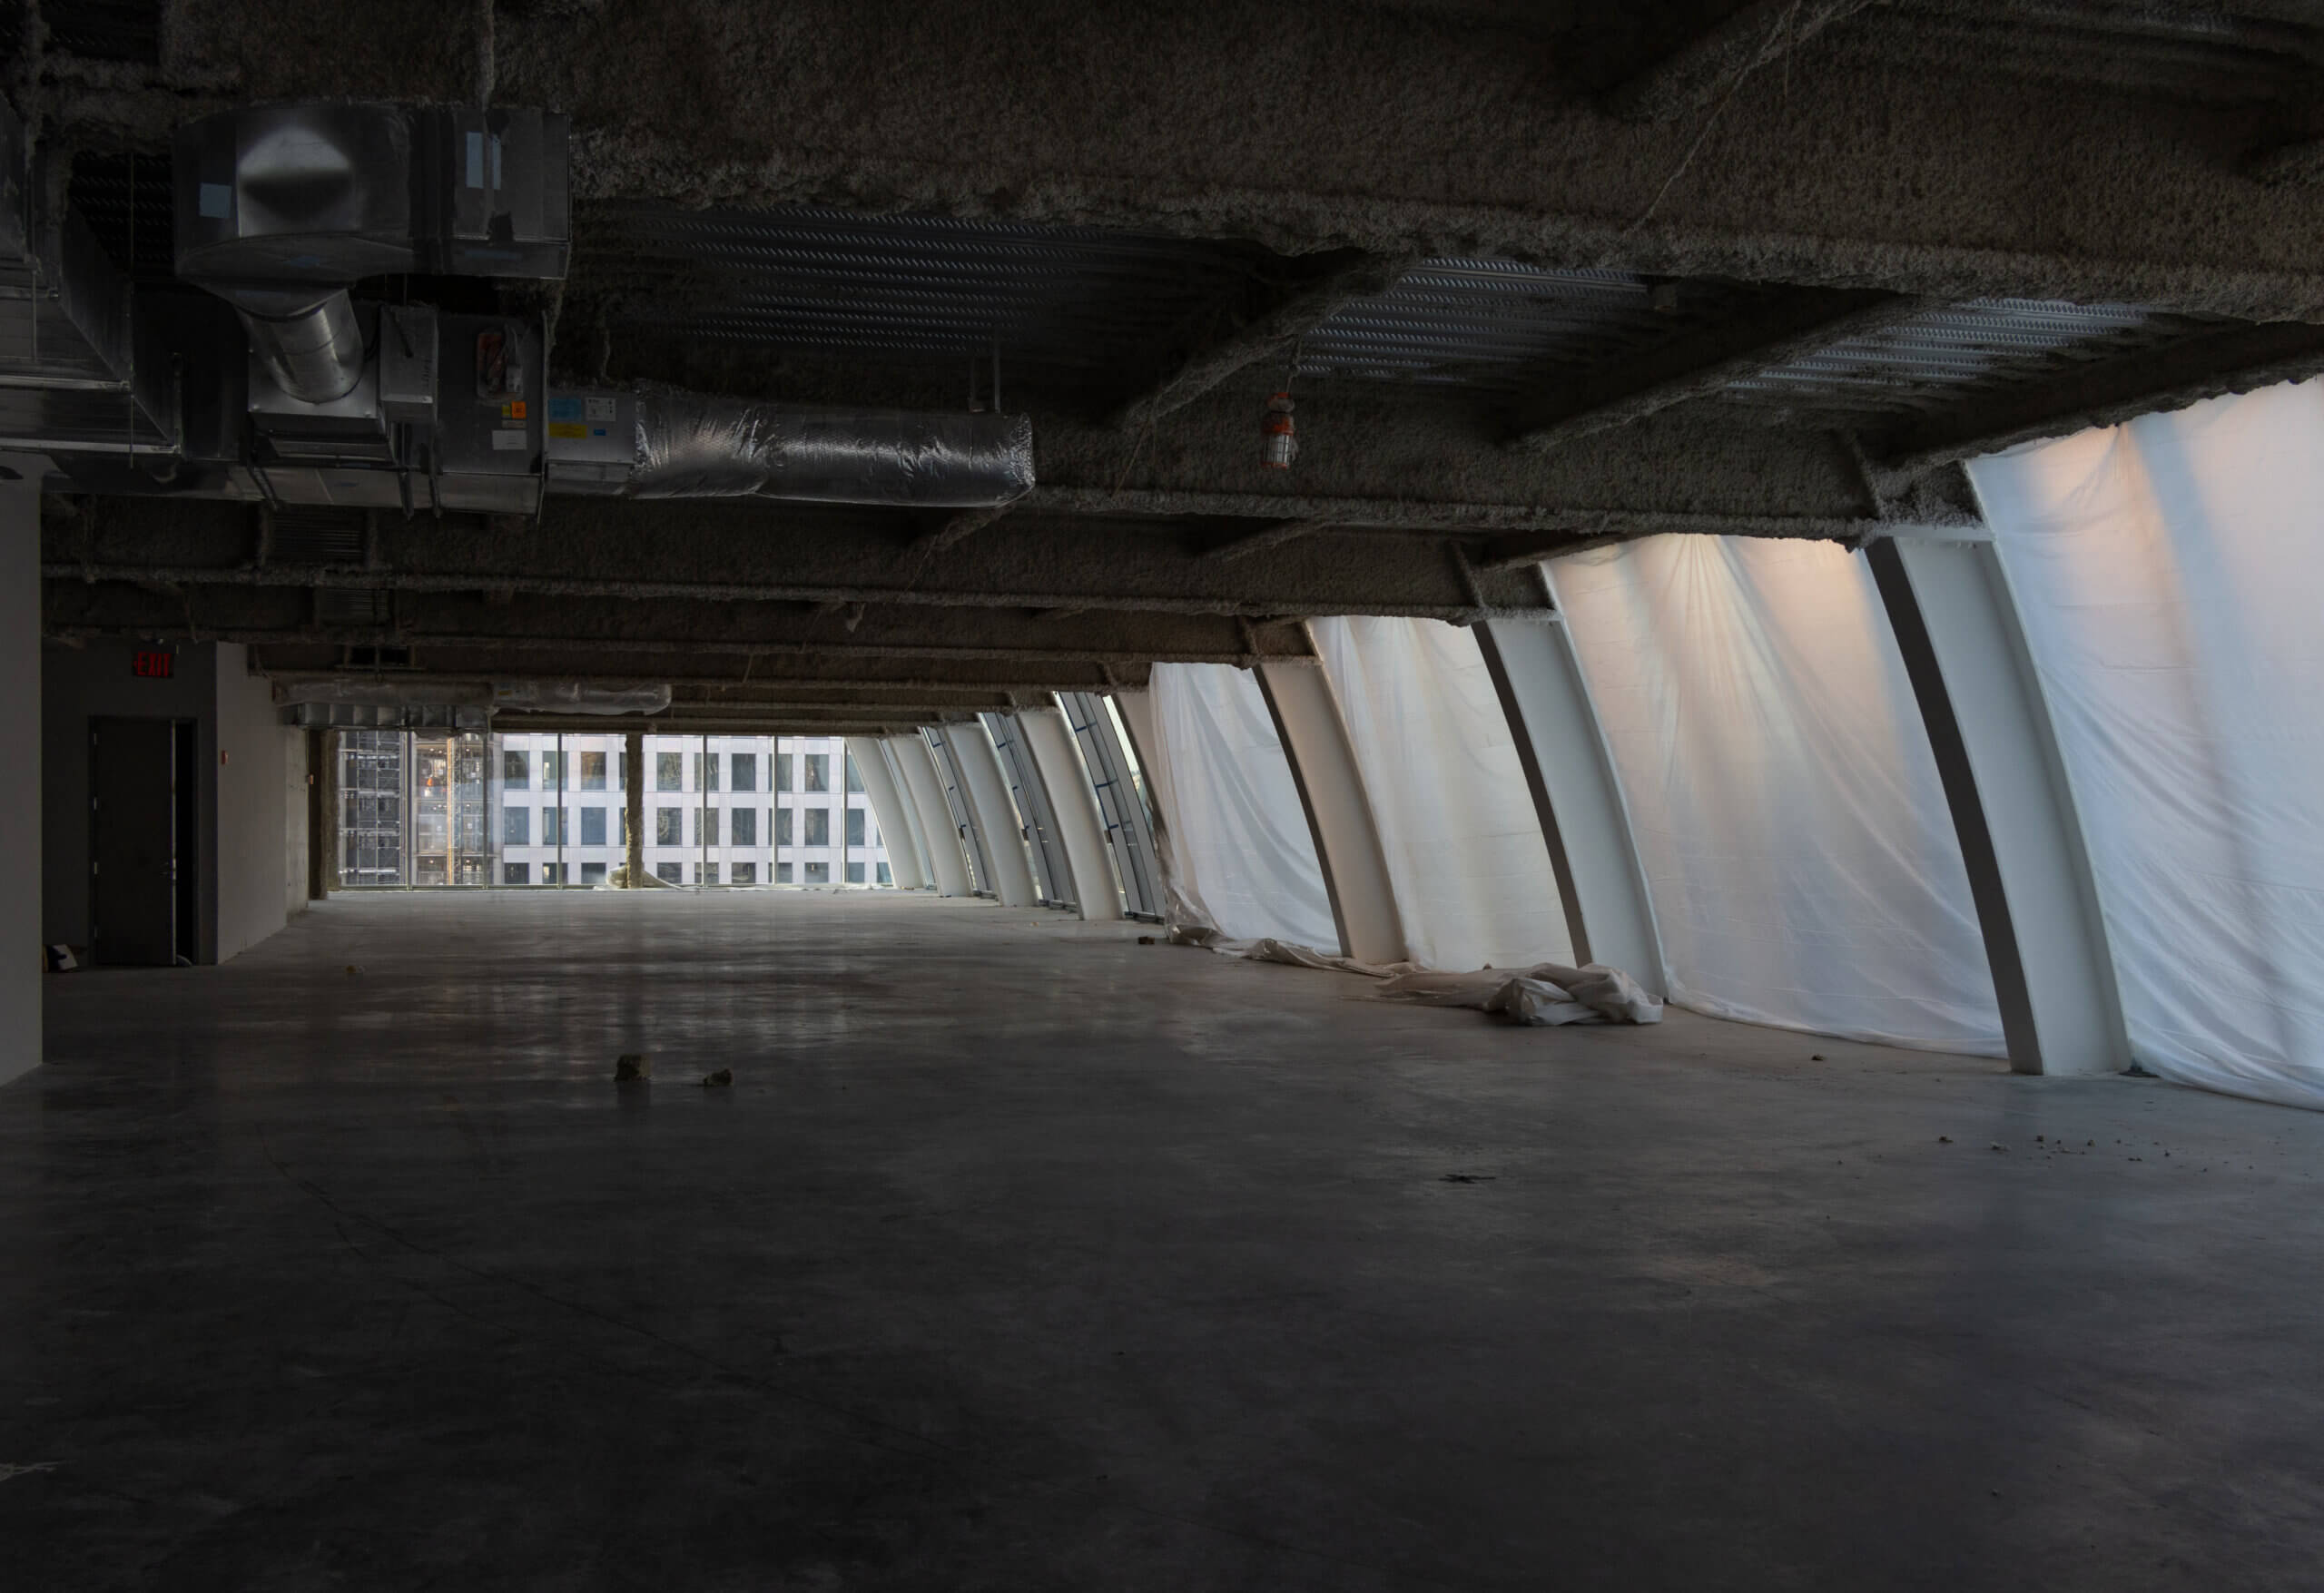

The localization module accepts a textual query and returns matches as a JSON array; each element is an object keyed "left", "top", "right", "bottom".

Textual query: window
[
  {"left": 774, "top": 807, "right": 793, "bottom": 846},
  {"left": 615, "top": 808, "right": 625, "bottom": 845},
  {"left": 876, "top": 862, "right": 891, "bottom": 885},
  {"left": 700, "top": 862, "right": 719, "bottom": 885},
  {"left": 845, "top": 807, "right": 865, "bottom": 847},
  {"left": 503, "top": 750, "right": 530, "bottom": 788},
  {"left": 655, "top": 861, "right": 682, "bottom": 884},
  {"left": 580, "top": 862, "right": 606, "bottom": 885},
  {"left": 803, "top": 808, "right": 829, "bottom": 846},
  {"left": 731, "top": 752, "right": 756, "bottom": 792},
  {"left": 731, "top": 861, "right": 757, "bottom": 885},
  {"left": 694, "top": 752, "right": 721, "bottom": 792},
  {"left": 731, "top": 807, "right": 756, "bottom": 846},
  {"left": 774, "top": 752, "right": 791, "bottom": 792},
  {"left": 540, "top": 807, "right": 565, "bottom": 846},
  {"left": 776, "top": 861, "right": 793, "bottom": 883},
  {"left": 803, "top": 752, "right": 829, "bottom": 792},
  {"left": 845, "top": 755, "right": 864, "bottom": 793},
  {"left": 656, "top": 807, "right": 683, "bottom": 846},
  {"left": 542, "top": 751, "right": 564, "bottom": 789},
  {"left": 542, "top": 861, "right": 566, "bottom": 884},
  {"left": 580, "top": 751, "right": 607, "bottom": 791},
  {"left": 656, "top": 751, "right": 682, "bottom": 792},
  {"left": 503, "top": 806, "right": 531, "bottom": 846},
  {"left": 504, "top": 861, "right": 530, "bottom": 884},
  {"left": 846, "top": 861, "right": 866, "bottom": 884},
  {"left": 804, "top": 860, "right": 829, "bottom": 883},
  {"left": 581, "top": 807, "right": 606, "bottom": 846}
]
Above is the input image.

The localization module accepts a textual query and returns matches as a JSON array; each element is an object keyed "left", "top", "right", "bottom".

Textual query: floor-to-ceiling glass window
[{"left": 333, "top": 730, "right": 893, "bottom": 889}]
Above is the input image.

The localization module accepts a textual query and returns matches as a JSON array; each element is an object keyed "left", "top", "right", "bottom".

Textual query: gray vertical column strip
[
  {"left": 893, "top": 732, "right": 972, "bottom": 897},
  {"left": 1866, "top": 532, "right": 2129, "bottom": 1076},
  {"left": 945, "top": 719, "right": 1039, "bottom": 908},
  {"left": 924, "top": 726, "right": 999, "bottom": 898},
  {"left": 1059, "top": 692, "right": 1161, "bottom": 920},
  {"left": 1255, "top": 654, "right": 1407, "bottom": 966},
  {"left": 876, "top": 737, "right": 936, "bottom": 887},
  {"left": 1020, "top": 702, "right": 1123, "bottom": 921},
  {"left": 1473, "top": 596, "right": 1668, "bottom": 992},
  {"left": 0, "top": 455, "right": 42, "bottom": 1086},
  {"left": 982, "top": 711, "right": 1075, "bottom": 910},
  {"left": 846, "top": 734, "right": 922, "bottom": 890}
]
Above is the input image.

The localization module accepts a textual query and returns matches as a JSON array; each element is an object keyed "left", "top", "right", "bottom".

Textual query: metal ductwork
[
  {"left": 16, "top": 103, "right": 1039, "bottom": 511},
  {"left": 0, "top": 100, "right": 179, "bottom": 458},
  {"left": 546, "top": 387, "right": 1036, "bottom": 509}
]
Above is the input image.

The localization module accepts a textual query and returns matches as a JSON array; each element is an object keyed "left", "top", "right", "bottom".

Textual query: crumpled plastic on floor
[{"left": 1166, "top": 925, "right": 1660, "bottom": 1027}]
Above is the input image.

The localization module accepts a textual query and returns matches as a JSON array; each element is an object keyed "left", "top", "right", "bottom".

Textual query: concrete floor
[{"left": 4, "top": 891, "right": 2322, "bottom": 1591}]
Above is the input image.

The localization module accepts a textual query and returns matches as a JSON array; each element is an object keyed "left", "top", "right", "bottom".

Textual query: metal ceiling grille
[
  {"left": 1716, "top": 299, "right": 2210, "bottom": 425},
  {"left": 1296, "top": 261, "right": 1673, "bottom": 389},
  {"left": 581, "top": 203, "right": 1270, "bottom": 392}
]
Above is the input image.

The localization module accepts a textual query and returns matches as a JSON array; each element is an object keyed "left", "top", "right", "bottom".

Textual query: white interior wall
[
  {"left": 1147, "top": 664, "right": 1335, "bottom": 949},
  {"left": 213, "top": 644, "right": 296, "bottom": 964},
  {"left": 1311, "top": 616, "right": 1571, "bottom": 970},
  {"left": 1973, "top": 379, "right": 2324, "bottom": 1110},
  {"left": 1551, "top": 536, "right": 2004, "bottom": 1053}
]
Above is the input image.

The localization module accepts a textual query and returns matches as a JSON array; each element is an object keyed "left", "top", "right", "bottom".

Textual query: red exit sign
[{"left": 132, "top": 649, "right": 173, "bottom": 679}]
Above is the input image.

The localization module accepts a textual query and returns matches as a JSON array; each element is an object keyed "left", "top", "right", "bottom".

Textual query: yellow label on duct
[{"left": 547, "top": 422, "right": 587, "bottom": 439}]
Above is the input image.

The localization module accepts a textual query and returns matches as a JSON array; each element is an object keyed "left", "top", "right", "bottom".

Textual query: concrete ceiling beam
[
  {"left": 1601, "top": 0, "right": 1886, "bottom": 123},
  {"left": 1875, "top": 317, "right": 2324, "bottom": 477},
  {"left": 1503, "top": 289, "right": 1925, "bottom": 451},
  {"left": 1107, "top": 251, "right": 1413, "bottom": 432},
  {"left": 89, "top": 0, "right": 2324, "bottom": 318}
]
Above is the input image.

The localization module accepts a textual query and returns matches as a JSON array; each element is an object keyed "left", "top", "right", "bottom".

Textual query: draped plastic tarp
[
  {"left": 1971, "top": 379, "right": 2324, "bottom": 1111},
  {"left": 1551, "top": 536, "right": 2004, "bottom": 1053},
  {"left": 1310, "top": 615, "right": 1573, "bottom": 970},
  {"left": 1147, "top": 664, "right": 1338, "bottom": 949}
]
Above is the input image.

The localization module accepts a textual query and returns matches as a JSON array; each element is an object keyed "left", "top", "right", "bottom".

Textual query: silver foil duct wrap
[{"left": 627, "top": 389, "right": 1035, "bottom": 508}]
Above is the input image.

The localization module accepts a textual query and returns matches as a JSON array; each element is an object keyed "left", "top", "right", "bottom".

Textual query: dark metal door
[{"left": 91, "top": 717, "right": 180, "bottom": 966}]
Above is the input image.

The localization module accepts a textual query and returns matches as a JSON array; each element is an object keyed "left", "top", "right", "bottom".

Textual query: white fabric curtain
[
  {"left": 1972, "top": 379, "right": 2324, "bottom": 1111},
  {"left": 1551, "top": 536, "right": 2004, "bottom": 1053},
  {"left": 1147, "top": 664, "right": 1338, "bottom": 949},
  {"left": 1310, "top": 616, "right": 1573, "bottom": 970}
]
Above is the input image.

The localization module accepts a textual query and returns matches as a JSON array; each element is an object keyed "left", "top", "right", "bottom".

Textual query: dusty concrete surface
[{"left": 5, "top": 890, "right": 2322, "bottom": 1588}]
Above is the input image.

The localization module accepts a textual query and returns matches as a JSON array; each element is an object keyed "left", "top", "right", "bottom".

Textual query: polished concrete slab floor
[{"left": 5, "top": 890, "right": 2322, "bottom": 1591}]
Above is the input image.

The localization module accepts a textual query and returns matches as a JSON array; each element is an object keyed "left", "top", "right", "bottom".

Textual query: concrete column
[
  {"left": 1, "top": 455, "right": 42, "bottom": 1088},
  {"left": 305, "top": 727, "right": 330, "bottom": 900},
  {"left": 1866, "top": 532, "right": 2130, "bottom": 1076},
  {"left": 943, "top": 717, "right": 1037, "bottom": 908},
  {"left": 890, "top": 732, "right": 972, "bottom": 897},
  {"left": 1255, "top": 656, "right": 1406, "bottom": 966},
  {"left": 623, "top": 732, "right": 645, "bottom": 886},
  {"left": 875, "top": 738, "right": 937, "bottom": 888},
  {"left": 1018, "top": 703, "right": 1121, "bottom": 920},
  {"left": 845, "top": 735, "right": 926, "bottom": 890},
  {"left": 1475, "top": 610, "right": 1669, "bottom": 993}
]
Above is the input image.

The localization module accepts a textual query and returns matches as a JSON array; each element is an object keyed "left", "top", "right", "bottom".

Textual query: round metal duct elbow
[
  {"left": 627, "top": 389, "right": 1035, "bottom": 508},
  {"left": 232, "top": 287, "right": 366, "bottom": 405}
]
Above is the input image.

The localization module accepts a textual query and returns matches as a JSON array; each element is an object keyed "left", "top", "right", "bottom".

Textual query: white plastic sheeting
[
  {"left": 1310, "top": 616, "right": 1573, "bottom": 970},
  {"left": 1147, "top": 664, "right": 1337, "bottom": 949},
  {"left": 1551, "top": 536, "right": 2004, "bottom": 1053},
  {"left": 1972, "top": 379, "right": 2324, "bottom": 1111}
]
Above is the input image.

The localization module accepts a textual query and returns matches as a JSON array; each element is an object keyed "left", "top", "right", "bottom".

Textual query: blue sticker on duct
[
  {"left": 198, "top": 182, "right": 232, "bottom": 220},
  {"left": 549, "top": 397, "right": 584, "bottom": 421}
]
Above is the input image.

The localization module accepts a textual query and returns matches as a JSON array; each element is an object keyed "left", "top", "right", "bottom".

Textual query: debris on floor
[
  {"left": 344, "top": 965, "right": 361, "bottom": 976},
  {"left": 701, "top": 1068, "right": 733, "bottom": 1087},
  {"left": 1439, "top": 1173, "right": 1497, "bottom": 1184},
  {"left": 1137, "top": 935, "right": 1157, "bottom": 945},
  {"left": 615, "top": 1054, "right": 652, "bottom": 1082},
  {"left": 44, "top": 945, "right": 75, "bottom": 972}
]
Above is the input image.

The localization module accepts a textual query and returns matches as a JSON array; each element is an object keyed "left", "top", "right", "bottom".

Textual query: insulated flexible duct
[{"left": 628, "top": 388, "right": 1034, "bottom": 509}]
